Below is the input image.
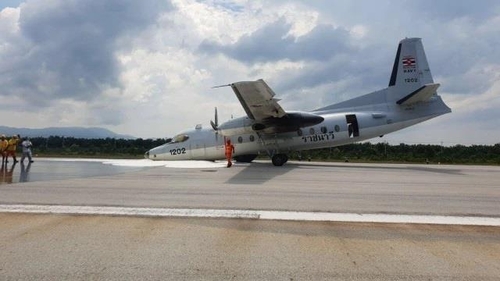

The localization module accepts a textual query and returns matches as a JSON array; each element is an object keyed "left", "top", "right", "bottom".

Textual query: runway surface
[
  {"left": 0, "top": 158, "right": 499, "bottom": 280},
  {"left": 1, "top": 158, "right": 499, "bottom": 217},
  {"left": 1, "top": 213, "right": 499, "bottom": 281}
]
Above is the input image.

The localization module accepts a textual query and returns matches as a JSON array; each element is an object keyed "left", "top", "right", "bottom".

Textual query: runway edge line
[{"left": 1, "top": 204, "right": 500, "bottom": 226}]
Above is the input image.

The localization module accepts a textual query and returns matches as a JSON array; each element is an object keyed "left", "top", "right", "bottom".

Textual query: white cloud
[{"left": 0, "top": 0, "right": 499, "bottom": 146}]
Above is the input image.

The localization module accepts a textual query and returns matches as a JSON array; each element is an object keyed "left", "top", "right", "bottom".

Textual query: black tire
[
  {"left": 272, "top": 154, "right": 287, "bottom": 166},
  {"left": 233, "top": 154, "right": 258, "bottom": 163}
]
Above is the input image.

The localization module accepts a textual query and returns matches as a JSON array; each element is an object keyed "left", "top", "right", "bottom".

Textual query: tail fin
[
  {"left": 313, "top": 37, "right": 450, "bottom": 114},
  {"left": 387, "top": 38, "right": 437, "bottom": 104}
]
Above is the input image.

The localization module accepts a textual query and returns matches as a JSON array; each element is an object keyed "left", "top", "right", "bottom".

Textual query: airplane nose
[{"left": 144, "top": 151, "right": 150, "bottom": 159}]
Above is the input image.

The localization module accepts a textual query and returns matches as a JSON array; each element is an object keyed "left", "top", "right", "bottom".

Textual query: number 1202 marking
[
  {"left": 169, "top": 148, "right": 186, "bottom": 155},
  {"left": 404, "top": 78, "right": 418, "bottom": 83}
]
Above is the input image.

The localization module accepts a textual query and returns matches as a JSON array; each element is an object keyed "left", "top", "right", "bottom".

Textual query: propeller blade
[
  {"left": 210, "top": 120, "right": 217, "bottom": 131},
  {"left": 210, "top": 107, "right": 219, "bottom": 141},
  {"left": 210, "top": 107, "right": 219, "bottom": 131},
  {"left": 214, "top": 107, "right": 218, "bottom": 127}
]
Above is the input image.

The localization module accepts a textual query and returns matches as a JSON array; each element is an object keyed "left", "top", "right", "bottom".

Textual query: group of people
[{"left": 1, "top": 134, "right": 34, "bottom": 164}]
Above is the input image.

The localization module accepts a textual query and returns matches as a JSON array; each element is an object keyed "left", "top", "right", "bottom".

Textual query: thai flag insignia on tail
[{"left": 402, "top": 56, "right": 416, "bottom": 68}]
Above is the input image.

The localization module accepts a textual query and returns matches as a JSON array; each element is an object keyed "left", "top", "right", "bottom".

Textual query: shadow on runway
[
  {"left": 226, "top": 162, "right": 297, "bottom": 185},
  {"left": 226, "top": 161, "right": 462, "bottom": 185},
  {"left": 288, "top": 162, "right": 464, "bottom": 175}
]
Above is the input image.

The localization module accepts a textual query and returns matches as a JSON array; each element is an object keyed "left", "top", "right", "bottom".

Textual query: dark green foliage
[
  {"left": 29, "top": 137, "right": 168, "bottom": 158},
  {"left": 294, "top": 143, "right": 500, "bottom": 165},
  {"left": 21, "top": 137, "right": 500, "bottom": 164}
]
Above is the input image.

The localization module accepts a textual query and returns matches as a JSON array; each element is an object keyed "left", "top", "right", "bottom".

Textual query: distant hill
[{"left": 0, "top": 126, "right": 135, "bottom": 139}]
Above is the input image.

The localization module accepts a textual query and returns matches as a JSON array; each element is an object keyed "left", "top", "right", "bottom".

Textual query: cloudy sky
[{"left": 1, "top": 0, "right": 499, "bottom": 145}]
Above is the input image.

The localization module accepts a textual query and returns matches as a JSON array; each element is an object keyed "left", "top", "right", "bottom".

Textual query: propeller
[
  {"left": 210, "top": 107, "right": 220, "bottom": 142},
  {"left": 210, "top": 107, "right": 218, "bottom": 131}
]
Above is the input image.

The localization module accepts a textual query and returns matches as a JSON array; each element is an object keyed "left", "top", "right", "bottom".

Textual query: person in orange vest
[
  {"left": 0, "top": 135, "right": 8, "bottom": 164},
  {"left": 225, "top": 139, "right": 235, "bottom": 168},
  {"left": 6, "top": 135, "right": 19, "bottom": 163}
]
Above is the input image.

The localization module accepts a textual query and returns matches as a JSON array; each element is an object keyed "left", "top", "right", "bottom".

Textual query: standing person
[
  {"left": 20, "top": 137, "right": 34, "bottom": 163},
  {"left": 0, "top": 135, "right": 8, "bottom": 164},
  {"left": 225, "top": 139, "right": 235, "bottom": 168},
  {"left": 6, "top": 135, "right": 19, "bottom": 163}
]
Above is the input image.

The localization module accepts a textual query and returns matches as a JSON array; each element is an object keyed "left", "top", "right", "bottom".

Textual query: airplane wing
[{"left": 230, "top": 79, "right": 286, "bottom": 120}]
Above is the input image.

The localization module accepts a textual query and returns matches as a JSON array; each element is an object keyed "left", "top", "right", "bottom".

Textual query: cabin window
[
  {"left": 309, "top": 128, "right": 315, "bottom": 135},
  {"left": 320, "top": 126, "right": 327, "bottom": 134},
  {"left": 334, "top": 125, "right": 340, "bottom": 132},
  {"left": 238, "top": 136, "right": 243, "bottom": 143},
  {"left": 171, "top": 134, "right": 189, "bottom": 143},
  {"left": 249, "top": 135, "right": 255, "bottom": 142},
  {"left": 297, "top": 129, "right": 303, "bottom": 136}
]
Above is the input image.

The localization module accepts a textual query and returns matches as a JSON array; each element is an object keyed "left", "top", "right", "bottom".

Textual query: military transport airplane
[{"left": 145, "top": 38, "right": 451, "bottom": 166}]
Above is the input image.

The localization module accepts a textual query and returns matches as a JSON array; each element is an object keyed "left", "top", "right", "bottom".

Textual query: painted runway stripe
[{"left": 1, "top": 204, "right": 499, "bottom": 226}]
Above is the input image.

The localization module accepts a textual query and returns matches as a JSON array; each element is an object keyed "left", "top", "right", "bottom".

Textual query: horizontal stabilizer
[{"left": 396, "top": 83, "right": 440, "bottom": 105}]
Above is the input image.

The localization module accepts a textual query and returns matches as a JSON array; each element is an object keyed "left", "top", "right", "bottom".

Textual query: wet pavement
[{"left": 0, "top": 158, "right": 147, "bottom": 185}]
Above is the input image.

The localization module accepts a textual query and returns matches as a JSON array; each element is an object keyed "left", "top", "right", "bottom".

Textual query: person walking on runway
[{"left": 225, "top": 139, "right": 235, "bottom": 168}]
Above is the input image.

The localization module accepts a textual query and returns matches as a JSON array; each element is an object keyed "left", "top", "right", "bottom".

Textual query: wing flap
[
  {"left": 230, "top": 79, "right": 286, "bottom": 120},
  {"left": 396, "top": 83, "right": 440, "bottom": 105}
]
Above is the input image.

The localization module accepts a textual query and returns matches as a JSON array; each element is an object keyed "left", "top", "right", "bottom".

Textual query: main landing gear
[
  {"left": 233, "top": 154, "right": 258, "bottom": 163},
  {"left": 271, "top": 154, "right": 288, "bottom": 166}
]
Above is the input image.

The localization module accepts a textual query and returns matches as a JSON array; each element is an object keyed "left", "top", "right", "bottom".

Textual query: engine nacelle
[{"left": 218, "top": 111, "right": 324, "bottom": 136}]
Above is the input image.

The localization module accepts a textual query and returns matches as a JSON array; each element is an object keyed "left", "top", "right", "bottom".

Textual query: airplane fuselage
[
  {"left": 145, "top": 94, "right": 447, "bottom": 161},
  {"left": 145, "top": 38, "right": 451, "bottom": 165}
]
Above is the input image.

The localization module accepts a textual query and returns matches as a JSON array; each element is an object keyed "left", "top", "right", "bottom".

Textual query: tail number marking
[{"left": 404, "top": 78, "right": 418, "bottom": 83}]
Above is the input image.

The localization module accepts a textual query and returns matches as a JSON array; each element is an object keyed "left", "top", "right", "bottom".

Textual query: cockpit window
[{"left": 170, "top": 134, "right": 189, "bottom": 143}]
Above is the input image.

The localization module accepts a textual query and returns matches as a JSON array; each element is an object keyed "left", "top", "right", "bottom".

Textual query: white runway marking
[{"left": 1, "top": 205, "right": 499, "bottom": 226}]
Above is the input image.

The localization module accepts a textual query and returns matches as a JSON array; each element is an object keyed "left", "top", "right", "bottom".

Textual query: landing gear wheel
[
  {"left": 272, "top": 154, "right": 288, "bottom": 166},
  {"left": 233, "top": 154, "right": 258, "bottom": 163}
]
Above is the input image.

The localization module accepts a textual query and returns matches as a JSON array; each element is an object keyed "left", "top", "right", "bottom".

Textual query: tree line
[
  {"left": 26, "top": 136, "right": 500, "bottom": 164},
  {"left": 28, "top": 136, "right": 166, "bottom": 158},
  {"left": 294, "top": 142, "right": 500, "bottom": 165}
]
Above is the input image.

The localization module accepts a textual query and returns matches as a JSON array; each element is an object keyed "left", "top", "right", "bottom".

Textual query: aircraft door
[
  {"left": 190, "top": 141, "right": 206, "bottom": 159},
  {"left": 346, "top": 114, "right": 359, "bottom": 138}
]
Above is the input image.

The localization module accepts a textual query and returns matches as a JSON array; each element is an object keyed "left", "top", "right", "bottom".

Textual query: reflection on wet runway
[
  {"left": 0, "top": 158, "right": 230, "bottom": 185},
  {"left": 0, "top": 158, "right": 148, "bottom": 185}
]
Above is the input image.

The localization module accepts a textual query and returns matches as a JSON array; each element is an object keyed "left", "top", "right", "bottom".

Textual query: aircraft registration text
[{"left": 301, "top": 133, "right": 335, "bottom": 143}]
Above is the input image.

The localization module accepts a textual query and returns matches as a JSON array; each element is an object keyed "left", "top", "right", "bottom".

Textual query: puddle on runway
[
  {"left": 0, "top": 158, "right": 147, "bottom": 185},
  {"left": 0, "top": 158, "right": 227, "bottom": 184}
]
